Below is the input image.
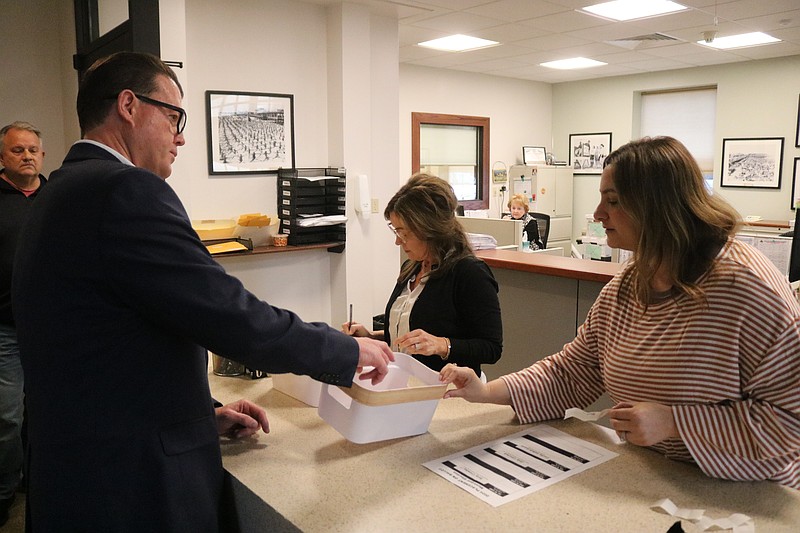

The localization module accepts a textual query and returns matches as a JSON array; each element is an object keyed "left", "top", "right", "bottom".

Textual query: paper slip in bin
[
  {"left": 272, "top": 373, "right": 323, "bottom": 407},
  {"left": 318, "top": 352, "right": 446, "bottom": 444}
]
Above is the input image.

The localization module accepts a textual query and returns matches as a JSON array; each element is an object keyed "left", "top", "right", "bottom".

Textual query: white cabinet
[{"left": 509, "top": 165, "right": 573, "bottom": 256}]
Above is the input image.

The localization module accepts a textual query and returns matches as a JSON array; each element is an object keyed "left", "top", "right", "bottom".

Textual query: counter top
[
  {"left": 744, "top": 219, "right": 791, "bottom": 230},
  {"left": 210, "top": 373, "right": 800, "bottom": 533},
  {"left": 475, "top": 248, "right": 622, "bottom": 283}
]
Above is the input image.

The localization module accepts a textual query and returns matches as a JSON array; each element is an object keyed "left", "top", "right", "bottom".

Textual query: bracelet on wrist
[{"left": 441, "top": 338, "right": 451, "bottom": 361}]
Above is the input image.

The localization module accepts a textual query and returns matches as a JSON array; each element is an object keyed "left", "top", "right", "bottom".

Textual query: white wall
[
  {"left": 0, "top": 0, "right": 76, "bottom": 175},
  {"left": 172, "top": 0, "right": 330, "bottom": 220},
  {"left": 399, "top": 64, "right": 552, "bottom": 217},
  {"left": 172, "top": 0, "right": 401, "bottom": 326},
  {"left": 552, "top": 55, "right": 800, "bottom": 237},
  {"left": 326, "top": 5, "right": 401, "bottom": 325}
]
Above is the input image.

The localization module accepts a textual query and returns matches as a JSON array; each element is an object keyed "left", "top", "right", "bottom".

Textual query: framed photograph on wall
[
  {"left": 522, "top": 145, "right": 547, "bottom": 165},
  {"left": 206, "top": 90, "right": 295, "bottom": 175},
  {"left": 569, "top": 132, "right": 611, "bottom": 174},
  {"left": 720, "top": 137, "right": 784, "bottom": 189},
  {"left": 792, "top": 157, "right": 800, "bottom": 209},
  {"left": 796, "top": 94, "right": 800, "bottom": 148}
]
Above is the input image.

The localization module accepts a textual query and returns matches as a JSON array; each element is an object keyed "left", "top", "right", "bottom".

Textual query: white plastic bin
[
  {"left": 272, "top": 373, "right": 323, "bottom": 407},
  {"left": 318, "top": 353, "right": 446, "bottom": 444}
]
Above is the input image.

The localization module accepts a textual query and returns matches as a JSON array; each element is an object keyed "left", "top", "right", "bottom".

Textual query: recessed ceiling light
[
  {"left": 581, "top": 0, "right": 687, "bottom": 22},
  {"left": 697, "top": 32, "right": 780, "bottom": 49},
  {"left": 540, "top": 57, "right": 607, "bottom": 70},
  {"left": 417, "top": 34, "right": 499, "bottom": 52}
]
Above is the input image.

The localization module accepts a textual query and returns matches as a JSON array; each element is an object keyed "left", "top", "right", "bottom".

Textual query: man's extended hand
[{"left": 215, "top": 398, "right": 270, "bottom": 439}]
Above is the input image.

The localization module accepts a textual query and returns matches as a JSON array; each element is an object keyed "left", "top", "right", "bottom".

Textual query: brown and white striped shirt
[{"left": 502, "top": 238, "right": 800, "bottom": 488}]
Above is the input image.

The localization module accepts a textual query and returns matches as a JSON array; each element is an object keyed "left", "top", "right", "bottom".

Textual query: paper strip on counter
[
  {"left": 564, "top": 407, "right": 609, "bottom": 422},
  {"left": 651, "top": 498, "right": 754, "bottom": 533},
  {"left": 423, "top": 424, "right": 618, "bottom": 507}
]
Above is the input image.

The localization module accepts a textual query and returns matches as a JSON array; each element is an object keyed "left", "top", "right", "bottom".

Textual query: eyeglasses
[
  {"left": 133, "top": 93, "right": 187, "bottom": 134},
  {"left": 386, "top": 221, "right": 409, "bottom": 243}
]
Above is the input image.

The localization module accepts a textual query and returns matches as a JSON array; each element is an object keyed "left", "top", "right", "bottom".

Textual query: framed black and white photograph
[
  {"left": 795, "top": 94, "right": 800, "bottom": 148},
  {"left": 569, "top": 132, "right": 611, "bottom": 174},
  {"left": 522, "top": 145, "right": 547, "bottom": 165},
  {"left": 792, "top": 157, "right": 800, "bottom": 209},
  {"left": 206, "top": 90, "right": 295, "bottom": 175},
  {"left": 720, "top": 137, "right": 784, "bottom": 189}
]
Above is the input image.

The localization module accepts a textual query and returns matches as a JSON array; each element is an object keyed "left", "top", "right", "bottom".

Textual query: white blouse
[{"left": 387, "top": 274, "right": 427, "bottom": 353}]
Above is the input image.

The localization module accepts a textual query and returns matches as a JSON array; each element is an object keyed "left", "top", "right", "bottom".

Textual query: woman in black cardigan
[{"left": 344, "top": 173, "right": 502, "bottom": 376}]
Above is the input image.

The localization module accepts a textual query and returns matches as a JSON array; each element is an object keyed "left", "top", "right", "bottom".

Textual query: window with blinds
[
  {"left": 640, "top": 86, "right": 717, "bottom": 190},
  {"left": 420, "top": 123, "right": 480, "bottom": 201}
]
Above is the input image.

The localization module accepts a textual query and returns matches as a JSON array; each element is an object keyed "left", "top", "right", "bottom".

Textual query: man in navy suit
[{"left": 12, "top": 52, "right": 393, "bottom": 532}]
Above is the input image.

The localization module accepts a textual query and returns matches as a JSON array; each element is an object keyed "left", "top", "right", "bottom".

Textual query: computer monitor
[{"left": 787, "top": 208, "right": 800, "bottom": 282}]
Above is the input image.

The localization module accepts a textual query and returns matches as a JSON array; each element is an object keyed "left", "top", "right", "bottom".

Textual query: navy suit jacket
[{"left": 12, "top": 142, "right": 358, "bottom": 532}]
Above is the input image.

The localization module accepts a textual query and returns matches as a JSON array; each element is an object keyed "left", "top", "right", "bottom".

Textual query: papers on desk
[
  {"left": 735, "top": 234, "right": 792, "bottom": 276},
  {"left": 423, "top": 424, "right": 618, "bottom": 507},
  {"left": 467, "top": 232, "right": 497, "bottom": 250}
]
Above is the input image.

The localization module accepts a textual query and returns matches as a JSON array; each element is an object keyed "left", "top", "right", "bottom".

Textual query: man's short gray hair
[{"left": 0, "top": 121, "right": 42, "bottom": 151}]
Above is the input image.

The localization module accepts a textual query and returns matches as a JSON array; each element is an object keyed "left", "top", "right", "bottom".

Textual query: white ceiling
[{"left": 308, "top": 0, "right": 800, "bottom": 83}]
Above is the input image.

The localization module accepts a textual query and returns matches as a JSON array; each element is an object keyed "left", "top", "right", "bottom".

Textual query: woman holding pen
[{"left": 343, "top": 173, "right": 503, "bottom": 377}]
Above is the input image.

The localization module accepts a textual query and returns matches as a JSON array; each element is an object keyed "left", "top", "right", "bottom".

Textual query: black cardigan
[{"left": 383, "top": 255, "right": 503, "bottom": 376}]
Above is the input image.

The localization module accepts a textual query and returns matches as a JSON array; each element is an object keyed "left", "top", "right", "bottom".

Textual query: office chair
[{"left": 528, "top": 212, "right": 550, "bottom": 249}]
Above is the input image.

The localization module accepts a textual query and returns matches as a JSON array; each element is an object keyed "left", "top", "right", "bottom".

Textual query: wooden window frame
[{"left": 412, "top": 112, "right": 490, "bottom": 211}]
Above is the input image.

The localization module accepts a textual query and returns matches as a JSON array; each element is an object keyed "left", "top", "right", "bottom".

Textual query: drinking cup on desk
[
  {"left": 212, "top": 353, "right": 245, "bottom": 376},
  {"left": 272, "top": 234, "right": 288, "bottom": 247}
]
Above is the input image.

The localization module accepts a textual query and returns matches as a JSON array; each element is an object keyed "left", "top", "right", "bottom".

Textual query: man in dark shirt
[{"left": 0, "top": 121, "right": 46, "bottom": 525}]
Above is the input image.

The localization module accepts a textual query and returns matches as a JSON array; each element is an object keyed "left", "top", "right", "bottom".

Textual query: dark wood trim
[
  {"left": 213, "top": 242, "right": 346, "bottom": 258},
  {"left": 411, "top": 112, "right": 490, "bottom": 211},
  {"left": 73, "top": 0, "right": 160, "bottom": 78}
]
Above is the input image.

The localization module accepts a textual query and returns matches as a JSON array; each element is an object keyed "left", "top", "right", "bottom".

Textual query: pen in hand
[{"left": 348, "top": 303, "right": 353, "bottom": 333}]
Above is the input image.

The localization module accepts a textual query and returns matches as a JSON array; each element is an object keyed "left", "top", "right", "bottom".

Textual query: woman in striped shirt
[{"left": 441, "top": 136, "right": 800, "bottom": 488}]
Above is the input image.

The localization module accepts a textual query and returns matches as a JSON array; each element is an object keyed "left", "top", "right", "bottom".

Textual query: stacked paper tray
[{"left": 276, "top": 167, "right": 347, "bottom": 247}]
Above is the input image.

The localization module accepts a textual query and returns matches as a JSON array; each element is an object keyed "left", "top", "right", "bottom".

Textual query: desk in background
[
  {"left": 475, "top": 249, "right": 620, "bottom": 380},
  {"left": 742, "top": 219, "right": 791, "bottom": 234},
  {"left": 210, "top": 373, "right": 800, "bottom": 533}
]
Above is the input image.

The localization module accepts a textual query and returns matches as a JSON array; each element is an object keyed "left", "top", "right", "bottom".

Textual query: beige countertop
[
  {"left": 210, "top": 372, "right": 800, "bottom": 533},
  {"left": 475, "top": 248, "right": 622, "bottom": 283}
]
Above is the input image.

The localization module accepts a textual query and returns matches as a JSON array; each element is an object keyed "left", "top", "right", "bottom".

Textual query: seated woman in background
[
  {"left": 502, "top": 193, "right": 543, "bottom": 249},
  {"left": 441, "top": 136, "right": 800, "bottom": 488},
  {"left": 344, "top": 173, "right": 502, "bottom": 377}
]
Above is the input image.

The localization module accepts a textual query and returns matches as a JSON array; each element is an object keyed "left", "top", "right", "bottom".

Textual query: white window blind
[
  {"left": 640, "top": 87, "right": 716, "bottom": 171},
  {"left": 420, "top": 124, "right": 477, "bottom": 165}
]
